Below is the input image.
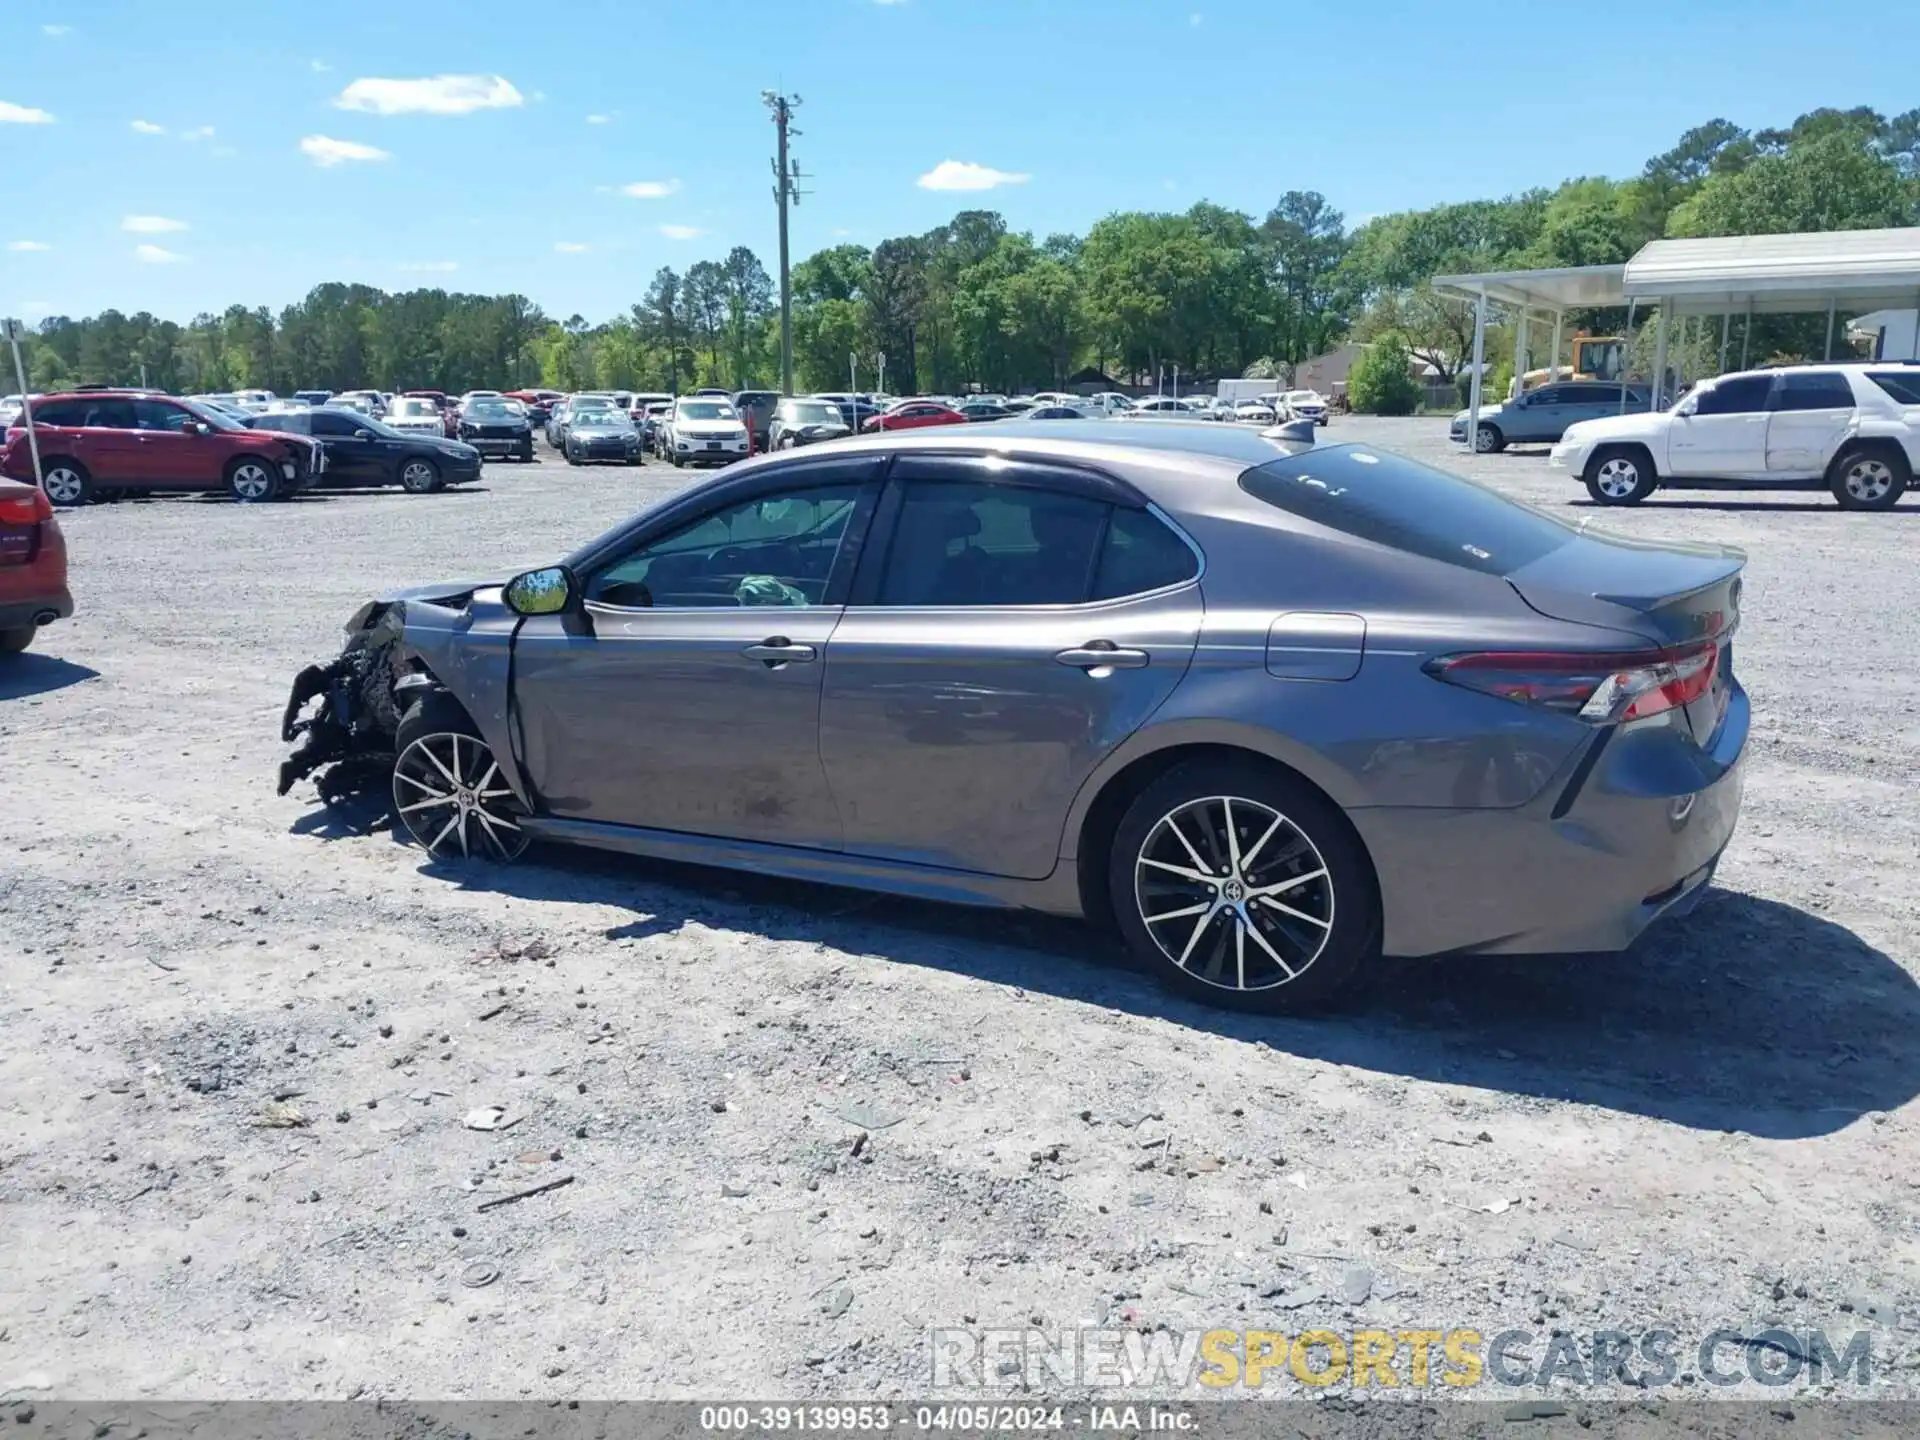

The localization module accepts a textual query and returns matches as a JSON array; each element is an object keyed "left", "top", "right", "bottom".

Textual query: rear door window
[
  {"left": 1775, "top": 373, "right": 1857, "bottom": 411},
  {"left": 1240, "top": 444, "right": 1573, "bottom": 577},
  {"left": 1092, "top": 507, "right": 1199, "bottom": 600},
  {"left": 1867, "top": 371, "right": 1920, "bottom": 405}
]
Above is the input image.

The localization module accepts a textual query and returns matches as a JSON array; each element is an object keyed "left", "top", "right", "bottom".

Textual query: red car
[
  {"left": 1, "top": 391, "right": 325, "bottom": 505},
  {"left": 401, "top": 390, "right": 459, "bottom": 437},
  {"left": 863, "top": 399, "right": 968, "bottom": 433},
  {"left": 0, "top": 476, "right": 72, "bottom": 655}
]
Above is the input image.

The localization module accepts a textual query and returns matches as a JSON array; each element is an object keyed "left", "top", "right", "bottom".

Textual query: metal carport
[{"left": 1434, "top": 225, "right": 1920, "bottom": 453}]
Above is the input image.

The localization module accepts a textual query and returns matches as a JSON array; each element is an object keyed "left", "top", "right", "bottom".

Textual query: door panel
[
  {"left": 1766, "top": 409, "right": 1851, "bottom": 475},
  {"left": 820, "top": 595, "right": 1200, "bottom": 877},
  {"left": 132, "top": 399, "right": 218, "bottom": 485},
  {"left": 1669, "top": 375, "right": 1774, "bottom": 477},
  {"left": 512, "top": 607, "right": 845, "bottom": 845}
]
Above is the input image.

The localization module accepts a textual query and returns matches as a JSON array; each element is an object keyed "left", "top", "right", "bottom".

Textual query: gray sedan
[
  {"left": 280, "top": 422, "right": 1748, "bottom": 1014},
  {"left": 1451, "top": 382, "right": 1653, "bottom": 453}
]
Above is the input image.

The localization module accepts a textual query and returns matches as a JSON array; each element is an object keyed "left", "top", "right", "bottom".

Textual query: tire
[
  {"left": 39, "top": 459, "right": 91, "bottom": 507},
  {"left": 518, "top": 444, "right": 534, "bottom": 463},
  {"left": 670, "top": 450, "right": 683, "bottom": 468},
  {"left": 399, "top": 458, "right": 442, "bottom": 494},
  {"left": 566, "top": 451, "right": 581, "bottom": 467},
  {"left": 779, "top": 434, "right": 796, "bottom": 450},
  {"left": 391, "top": 694, "right": 531, "bottom": 863},
  {"left": 0, "top": 625, "right": 33, "bottom": 655},
  {"left": 226, "top": 456, "right": 281, "bottom": 504},
  {"left": 1828, "top": 444, "right": 1910, "bottom": 511},
  {"left": 1107, "top": 760, "right": 1376, "bottom": 1014},
  {"left": 1583, "top": 445, "right": 1657, "bottom": 506},
  {"left": 1473, "top": 422, "right": 1505, "bottom": 454}
]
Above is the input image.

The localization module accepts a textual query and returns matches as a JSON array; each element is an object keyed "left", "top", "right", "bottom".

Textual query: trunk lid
[{"left": 1508, "top": 529, "right": 1744, "bottom": 743}]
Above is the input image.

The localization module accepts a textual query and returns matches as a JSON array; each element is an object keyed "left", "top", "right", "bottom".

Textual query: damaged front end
[{"left": 277, "top": 600, "right": 417, "bottom": 803}]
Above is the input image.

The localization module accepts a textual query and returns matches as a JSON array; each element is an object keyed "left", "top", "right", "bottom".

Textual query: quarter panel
[{"left": 400, "top": 593, "right": 527, "bottom": 803}]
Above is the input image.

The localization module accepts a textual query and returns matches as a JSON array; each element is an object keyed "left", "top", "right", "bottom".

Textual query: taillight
[
  {"left": 1425, "top": 640, "right": 1719, "bottom": 724},
  {"left": 0, "top": 488, "right": 51, "bottom": 525}
]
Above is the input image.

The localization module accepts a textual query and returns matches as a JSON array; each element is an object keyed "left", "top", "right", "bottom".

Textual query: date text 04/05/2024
[{"left": 697, "top": 1405, "right": 1194, "bottom": 1432}]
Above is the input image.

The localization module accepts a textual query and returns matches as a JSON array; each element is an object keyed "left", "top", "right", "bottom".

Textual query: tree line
[{"left": 15, "top": 106, "right": 1920, "bottom": 404}]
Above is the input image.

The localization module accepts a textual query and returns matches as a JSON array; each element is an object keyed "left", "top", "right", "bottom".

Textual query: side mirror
[
  {"left": 353, "top": 429, "right": 373, "bottom": 441},
  {"left": 503, "top": 565, "right": 577, "bottom": 616},
  {"left": 191, "top": 421, "right": 211, "bottom": 436}
]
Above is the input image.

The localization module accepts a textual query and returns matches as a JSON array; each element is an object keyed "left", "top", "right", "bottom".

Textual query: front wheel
[
  {"left": 1829, "top": 445, "right": 1910, "bottom": 511},
  {"left": 518, "top": 444, "right": 534, "bottom": 463},
  {"left": 391, "top": 696, "right": 530, "bottom": 863},
  {"left": 399, "top": 458, "right": 442, "bottom": 494},
  {"left": 1473, "top": 422, "right": 1505, "bottom": 454},
  {"left": 1584, "top": 446, "right": 1656, "bottom": 505},
  {"left": 0, "top": 625, "right": 34, "bottom": 655},
  {"left": 39, "top": 460, "right": 92, "bottom": 507},
  {"left": 226, "top": 457, "right": 281, "bottom": 503},
  {"left": 1108, "top": 760, "right": 1376, "bottom": 1013}
]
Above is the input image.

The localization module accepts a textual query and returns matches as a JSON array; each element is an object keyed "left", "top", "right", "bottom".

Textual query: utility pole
[{"left": 763, "top": 91, "right": 804, "bottom": 397}]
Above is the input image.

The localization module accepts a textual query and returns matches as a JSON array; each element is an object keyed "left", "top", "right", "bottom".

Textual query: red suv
[
  {"left": 0, "top": 476, "right": 72, "bottom": 655},
  {"left": 1, "top": 391, "right": 324, "bottom": 504}
]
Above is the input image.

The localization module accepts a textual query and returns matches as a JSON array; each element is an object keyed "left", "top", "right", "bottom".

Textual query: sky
[{"left": 4, "top": 0, "right": 1918, "bottom": 325}]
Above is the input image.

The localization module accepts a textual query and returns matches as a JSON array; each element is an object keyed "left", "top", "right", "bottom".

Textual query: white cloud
[
  {"left": 134, "top": 244, "right": 184, "bottom": 264},
  {"left": 130, "top": 119, "right": 165, "bottom": 135},
  {"left": 300, "top": 134, "right": 390, "bottom": 167},
  {"left": 42, "top": 24, "right": 70, "bottom": 37},
  {"left": 311, "top": 59, "right": 332, "bottom": 73},
  {"left": 585, "top": 114, "right": 610, "bottom": 125},
  {"left": 398, "top": 261, "right": 458, "bottom": 273},
  {"left": 916, "top": 159, "right": 1030, "bottom": 192},
  {"left": 0, "top": 102, "right": 55, "bottom": 125},
  {"left": 181, "top": 125, "right": 216, "bottom": 142},
  {"left": 8, "top": 240, "right": 50, "bottom": 252},
  {"left": 621, "top": 179, "right": 680, "bottom": 199},
  {"left": 335, "top": 74, "right": 523, "bottom": 116},
  {"left": 123, "top": 215, "right": 188, "bottom": 234},
  {"left": 554, "top": 242, "right": 590, "bottom": 254},
  {"left": 658, "top": 224, "right": 704, "bottom": 241}
]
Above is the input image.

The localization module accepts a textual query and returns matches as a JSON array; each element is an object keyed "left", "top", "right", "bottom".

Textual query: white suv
[{"left": 1550, "top": 364, "right": 1920, "bottom": 511}]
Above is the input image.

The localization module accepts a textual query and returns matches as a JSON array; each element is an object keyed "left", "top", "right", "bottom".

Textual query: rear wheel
[
  {"left": 226, "top": 457, "right": 281, "bottom": 503},
  {"left": 1584, "top": 445, "right": 1656, "bottom": 505},
  {"left": 391, "top": 695, "right": 530, "bottom": 863},
  {"left": 1829, "top": 444, "right": 1909, "bottom": 511},
  {"left": 399, "top": 458, "right": 442, "bottom": 494},
  {"left": 0, "top": 625, "right": 33, "bottom": 655},
  {"left": 1108, "top": 760, "right": 1375, "bottom": 1013},
  {"left": 39, "top": 459, "right": 91, "bottom": 507},
  {"left": 1474, "top": 422, "right": 1505, "bottom": 454}
]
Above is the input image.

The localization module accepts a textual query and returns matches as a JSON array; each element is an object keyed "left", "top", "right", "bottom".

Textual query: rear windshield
[{"left": 1240, "top": 444, "right": 1573, "bottom": 576}]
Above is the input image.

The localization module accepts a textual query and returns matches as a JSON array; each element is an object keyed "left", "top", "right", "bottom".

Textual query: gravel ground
[{"left": 3, "top": 421, "right": 1919, "bottom": 1407}]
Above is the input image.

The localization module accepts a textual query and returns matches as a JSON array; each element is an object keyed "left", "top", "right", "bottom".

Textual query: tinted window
[
  {"left": 1093, "top": 507, "right": 1198, "bottom": 600},
  {"left": 1693, "top": 375, "right": 1774, "bottom": 415},
  {"left": 588, "top": 483, "right": 867, "bottom": 609},
  {"left": 876, "top": 482, "right": 1111, "bottom": 607},
  {"left": 1240, "top": 445, "right": 1572, "bottom": 577},
  {"left": 1526, "top": 387, "right": 1568, "bottom": 405},
  {"left": 133, "top": 399, "right": 196, "bottom": 432},
  {"left": 32, "top": 399, "right": 83, "bottom": 426},
  {"left": 1567, "top": 385, "right": 1624, "bottom": 405},
  {"left": 1776, "top": 372, "right": 1856, "bottom": 411},
  {"left": 1867, "top": 371, "right": 1920, "bottom": 405},
  {"left": 252, "top": 411, "right": 311, "bottom": 435},
  {"left": 308, "top": 411, "right": 364, "bottom": 437}
]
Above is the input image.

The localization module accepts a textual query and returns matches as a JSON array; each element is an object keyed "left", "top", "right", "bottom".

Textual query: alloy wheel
[
  {"left": 1474, "top": 425, "right": 1498, "bottom": 453},
  {"left": 42, "top": 466, "right": 84, "bottom": 505},
  {"left": 1133, "top": 795, "right": 1333, "bottom": 992},
  {"left": 1595, "top": 457, "right": 1641, "bottom": 498},
  {"left": 392, "top": 731, "right": 530, "bottom": 861},
  {"left": 1843, "top": 457, "right": 1894, "bottom": 504},
  {"left": 231, "top": 462, "right": 274, "bottom": 501},
  {"left": 401, "top": 460, "right": 437, "bottom": 493}
]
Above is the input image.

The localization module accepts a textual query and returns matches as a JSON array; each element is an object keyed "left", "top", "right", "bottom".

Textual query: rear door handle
[
  {"left": 743, "top": 638, "right": 817, "bottom": 666},
  {"left": 1055, "top": 642, "right": 1150, "bottom": 671}
]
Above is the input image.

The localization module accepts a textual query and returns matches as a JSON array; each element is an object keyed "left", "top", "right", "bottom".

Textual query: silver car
[
  {"left": 1451, "top": 382, "right": 1653, "bottom": 453},
  {"left": 280, "top": 422, "right": 1748, "bottom": 1014}
]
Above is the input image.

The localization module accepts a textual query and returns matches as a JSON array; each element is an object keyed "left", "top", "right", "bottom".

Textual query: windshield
[
  {"left": 1287, "top": 391, "right": 1319, "bottom": 403},
  {"left": 785, "top": 402, "right": 844, "bottom": 425},
  {"left": 1240, "top": 444, "right": 1573, "bottom": 577},
  {"left": 391, "top": 399, "right": 437, "bottom": 418},
  {"left": 466, "top": 401, "right": 517, "bottom": 419},
  {"left": 679, "top": 402, "right": 737, "bottom": 421},
  {"left": 573, "top": 411, "right": 632, "bottom": 428},
  {"left": 180, "top": 398, "right": 247, "bottom": 432}
]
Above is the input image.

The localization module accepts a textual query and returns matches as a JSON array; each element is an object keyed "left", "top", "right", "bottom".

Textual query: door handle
[
  {"left": 1055, "top": 642, "right": 1150, "bottom": 671},
  {"left": 743, "top": 637, "right": 817, "bottom": 666}
]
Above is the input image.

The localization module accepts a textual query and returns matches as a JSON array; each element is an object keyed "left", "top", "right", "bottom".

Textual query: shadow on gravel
[
  {"left": 376, "top": 828, "right": 1920, "bottom": 1140},
  {"left": 0, "top": 652, "right": 99, "bottom": 700}
]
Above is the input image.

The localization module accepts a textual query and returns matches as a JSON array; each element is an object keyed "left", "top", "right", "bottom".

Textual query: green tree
[
  {"left": 1668, "top": 128, "right": 1918, "bottom": 237},
  {"left": 1347, "top": 333, "right": 1420, "bottom": 415}
]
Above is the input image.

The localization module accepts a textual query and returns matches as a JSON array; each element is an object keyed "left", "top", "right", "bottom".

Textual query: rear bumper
[{"left": 1353, "top": 684, "right": 1749, "bottom": 957}]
